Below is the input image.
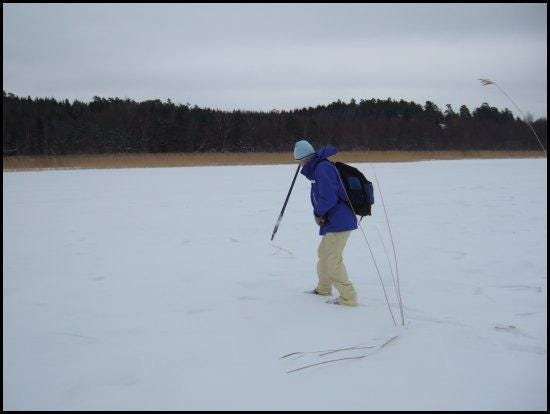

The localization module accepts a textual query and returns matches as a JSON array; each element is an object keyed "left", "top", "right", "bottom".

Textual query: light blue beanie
[{"left": 294, "top": 139, "right": 315, "bottom": 161}]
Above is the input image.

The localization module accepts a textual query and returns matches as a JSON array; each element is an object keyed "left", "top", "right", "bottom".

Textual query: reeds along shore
[{"left": 3, "top": 151, "right": 545, "bottom": 171}]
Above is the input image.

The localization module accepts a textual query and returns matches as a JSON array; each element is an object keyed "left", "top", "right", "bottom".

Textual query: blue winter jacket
[{"left": 301, "top": 146, "right": 358, "bottom": 235}]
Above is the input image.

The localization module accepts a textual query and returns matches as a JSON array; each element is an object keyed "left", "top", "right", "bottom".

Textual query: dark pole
[{"left": 271, "top": 164, "right": 301, "bottom": 241}]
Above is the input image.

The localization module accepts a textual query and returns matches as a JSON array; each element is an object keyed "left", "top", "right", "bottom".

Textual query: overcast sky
[{"left": 3, "top": 3, "right": 547, "bottom": 118}]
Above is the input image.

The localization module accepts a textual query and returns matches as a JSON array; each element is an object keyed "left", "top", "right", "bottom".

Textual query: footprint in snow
[
  {"left": 492, "top": 285, "right": 542, "bottom": 293},
  {"left": 91, "top": 276, "right": 106, "bottom": 282},
  {"left": 238, "top": 296, "right": 258, "bottom": 301},
  {"left": 186, "top": 308, "right": 213, "bottom": 315}
]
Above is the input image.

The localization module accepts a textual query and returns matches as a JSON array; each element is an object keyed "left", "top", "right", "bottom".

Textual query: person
[{"left": 293, "top": 139, "right": 358, "bottom": 307}]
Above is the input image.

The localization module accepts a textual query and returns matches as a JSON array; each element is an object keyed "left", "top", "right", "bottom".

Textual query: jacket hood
[
  {"left": 301, "top": 145, "right": 339, "bottom": 179},
  {"left": 315, "top": 145, "right": 338, "bottom": 160}
]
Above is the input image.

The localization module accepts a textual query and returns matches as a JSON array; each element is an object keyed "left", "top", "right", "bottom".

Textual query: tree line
[{"left": 3, "top": 91, "right": 547, "bottom": 155}]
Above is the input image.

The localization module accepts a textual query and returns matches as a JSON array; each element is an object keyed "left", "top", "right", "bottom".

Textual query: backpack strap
[
  {"left": 314, "top": 159, "right": 352, "bottom": 209},
  {"left": 313, "top": 159, "right": 340, "bottom": 186},
  {"left": 313, "top": 158, "right": 332, "bottom": 171}
]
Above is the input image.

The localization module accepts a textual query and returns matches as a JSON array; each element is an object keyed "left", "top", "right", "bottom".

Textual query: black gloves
[{"left": 314, "top": 215, "right": 326, "bottom": 226}]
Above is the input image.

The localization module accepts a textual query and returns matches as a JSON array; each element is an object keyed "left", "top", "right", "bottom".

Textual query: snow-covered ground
[{"left": 3, "top": 158, "right": 547, "bottom": 410}]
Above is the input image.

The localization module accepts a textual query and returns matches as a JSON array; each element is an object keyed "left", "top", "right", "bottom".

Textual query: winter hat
[{"left": 293, "top": 139, "right": 315, "bottom": 161}]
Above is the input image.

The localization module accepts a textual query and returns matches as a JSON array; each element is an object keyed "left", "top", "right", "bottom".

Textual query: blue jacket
[{"left": 301, "top": 146, "right": 358, "bottom": 235}]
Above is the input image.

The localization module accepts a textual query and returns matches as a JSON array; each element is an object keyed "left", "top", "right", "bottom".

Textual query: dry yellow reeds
[{"left": 3, "top": 150, "right": 544, "bottom": 171}]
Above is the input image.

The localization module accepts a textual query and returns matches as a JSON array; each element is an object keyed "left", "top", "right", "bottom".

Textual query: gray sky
[{"left": 3, "top": 3, "right": 547, "bottom": 119}]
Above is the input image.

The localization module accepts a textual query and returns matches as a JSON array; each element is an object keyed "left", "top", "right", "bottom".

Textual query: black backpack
[{"left": 318, "top": 161, "right": 374, "bottom": 217}]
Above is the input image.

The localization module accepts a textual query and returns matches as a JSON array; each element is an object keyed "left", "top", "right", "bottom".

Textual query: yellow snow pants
[{"left": 316, "top": 231, "right": 358, "bottom": 306}]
